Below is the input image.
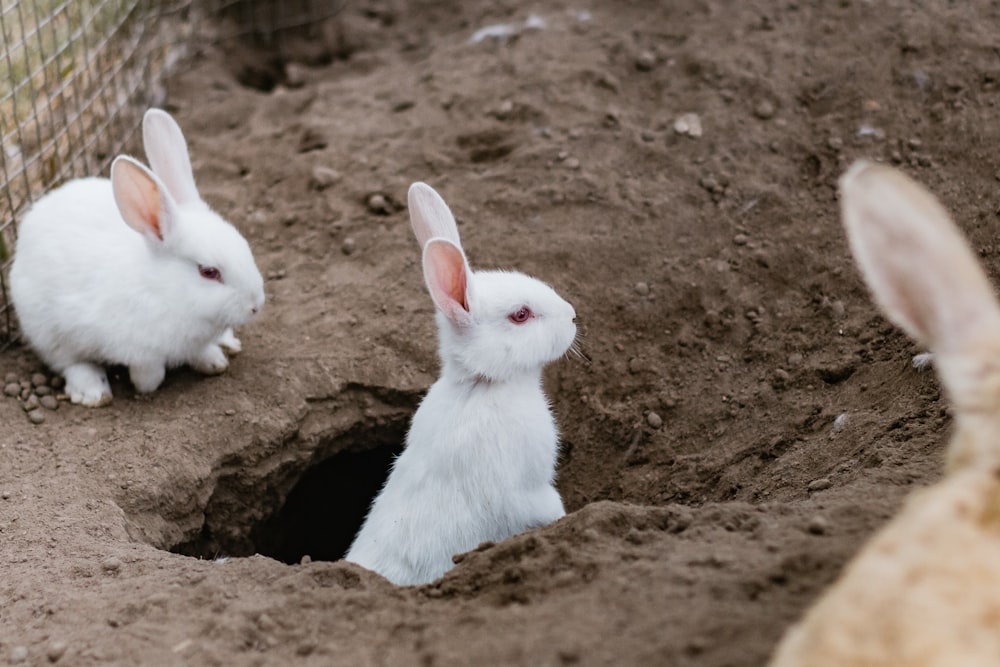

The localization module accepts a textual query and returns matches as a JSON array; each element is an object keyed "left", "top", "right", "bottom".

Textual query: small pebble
[
  {"left": 46, "top": 641, "right": 67, "bottom": 663},
  {"left": 807, "top": 515, "right": 830, "bottom": 535},
  {"left": 23, "top": 395, "right": 40, "bottom": 412},
  {"left": 367, "top": 193, "right": 390, "bottom": 215},
  {"left": 634, "top": 282, "right": 650, "bottom": 296},
  {"left": 4, "top": 372, "right": 17, "bottom": 383},
  {"left": 733, "top": 233, "right": 749, "bottom": 246},
  {"left": 284, "top": 62, "right": 306, "bottom": 88},
  {"left": 35, "top": 385, "right": 52, "bottom": 396},
  {"left": 31, "top": 373, "right": 47, "bottom": 387},
  {"left": 673, "top": 113, "right": 703, "bottom": 138},
  {"left": 564, "top": 157, "right": 580, "bottom": 170},
  {"left": 635, "top": 50, "right": 656, "bottom": 71},
  {"left": 3, "top": 382, "right": 19, "bottom": 397},
  {"left": 28, "top": 410, "right": 46, "bottom": 425},
  {"left": 0, "top": 491, "right": 8, "bottom": 499},
  {"left": 309, "top": 165, "right": 341, "bottom": 191},
  {"left": 10, "top": 646, "right": 27, "bottom": 664},
  {"left": 341, "top": 238, "right": 356, "bottom": 255},
  {"left": 646, "top": 412, "right": 663, "bottom": 429},
  {"left": 102, "top": 556, "right": 122, "bottom": 573},
  {"left": 807, "top": 477, "right": 832, "bottom": 492},
  {"left": 753, "top": 100, "right": 776, "bottom": 119},
  {"left": 40, "top": 395, "right": 59, "bottom": 411}
]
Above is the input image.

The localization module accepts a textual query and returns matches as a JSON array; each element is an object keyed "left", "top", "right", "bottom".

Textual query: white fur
[
  {"left": 9, "top": 109, "right": 264, "bottom": 406},
  {"left": 345, "top": 182, "right": 576, "bottom": 585}
]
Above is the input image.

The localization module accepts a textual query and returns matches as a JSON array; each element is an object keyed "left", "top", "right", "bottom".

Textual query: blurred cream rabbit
[{"left": 770, "top": 161, "right": 1000, "bottom": 666}]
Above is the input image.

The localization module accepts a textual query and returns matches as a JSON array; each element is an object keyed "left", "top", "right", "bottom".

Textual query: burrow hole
[{"left": 170, "top": 402, "right": 413, "bottom": 564}]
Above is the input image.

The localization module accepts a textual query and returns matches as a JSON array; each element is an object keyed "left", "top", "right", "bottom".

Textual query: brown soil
[{"left": 1, "top": 1, "right": 992, "bottom": 665}]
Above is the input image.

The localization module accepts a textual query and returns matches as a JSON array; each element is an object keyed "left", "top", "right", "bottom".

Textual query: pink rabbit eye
[
  {"left": 509, "top": 306, "right": 532, "bottom": 324},
  {"left": 199, "top": 265, "right": 223, "bottom": 282}
]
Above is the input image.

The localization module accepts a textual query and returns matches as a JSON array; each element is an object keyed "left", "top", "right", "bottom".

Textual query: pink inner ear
[
  {"left": 424, "top": 240, "right": 470, "bottom": 320},
  {"left": 114, "top": 160, "right": 164, "bottom": 241}
]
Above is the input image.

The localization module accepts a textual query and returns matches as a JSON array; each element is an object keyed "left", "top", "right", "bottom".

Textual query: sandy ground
[{"left": 3, "top": 0, "right": 997, "bottom": 664}]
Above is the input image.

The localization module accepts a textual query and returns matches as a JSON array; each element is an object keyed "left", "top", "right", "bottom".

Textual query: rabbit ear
[
  {"left": 111, "top": 156, "right": 177, "bottom": 243},
  {"left": 142, "top": 108, "right": 200, "bottom": 206},
  {"left": 840, "top": 161, "right": 1000, "bottom": 355},
  {"left": 409, "top": 182, "right": 462, "bottom": 250},
  {"left": 423, "top": 238, "right": 474, "bottom": 327}
]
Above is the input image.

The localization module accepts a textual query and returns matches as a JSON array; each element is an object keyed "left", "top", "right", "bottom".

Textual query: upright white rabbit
[
  {"left": 345, "top": 182, "right": 577, "bottom": 585},
  {"left": 9, "top": 109, "right": 265, "bottom": 407}
]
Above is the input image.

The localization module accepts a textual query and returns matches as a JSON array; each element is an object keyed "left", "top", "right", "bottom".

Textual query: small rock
[
  {"left": 908, "top": 137, "right": 922, "bottom": 149},
  {"left": 284, "top": 62, "right": 306, "bottom": 88},
  {"left": 3, "top": 382, "right": 19, "bottom": 397},
  {"left": 807, "top": 515, "right": 830, "bottom": 535},
  {"left": 23, "top": 394, "right": 40, "bottom": 412},
  {"left": 40, "top": 395, "right": 59, "bottom": 411},
  {"left": 28, "top": 410, "right": 45, "bottom": 425},
  {"left": 31, "top": 372, "right": 48, "bottom": 387},
  {"left": 673, "top": 113, "right": 703, "bottom": 138},
  {"left": 309, "top": 165, "right": 341, "bottom": 191},
  {"left": 634, "top": 282, "right": 650, "bottom": 296},
  {"left": 367, "top": 193, "right": 390, "bottom": 215},
  {"left": 0, "top": 491, "right": 8, "bottom": 499},
  {"left": 4, "top": 372, "right": 18, "bottom": 383},
  {"left": 733, "top": 233, "right": 749, "bottom": 246},
  {"left": 10, "top": 646, "right": 27, "bottom": 664},
  {"left": 35, "top": 385, "right": 52, "bottom": 396},
  {"left": 341, "top": 238, "right": 357, "bottom": 255},
  {"left": 831, "top": 413, "right": 848, "bottom": 433},
  {"left": 102, "top": 556, "right": 122, "bottom": 573},
  {"left": 646, "top": 411, "right": 663, "bottom": 429},
  {"left": 224, "top": 409, "right": 236, "bottom": 416},
  {"left": 564, "top": 157, "right": 580, "bottom": 170},
  {"left": 249, "top": 210, "right": 269, "bottom": 226},
  {"left": 300, "top": 554, "right": 312, "bottom": 565},
  {"left": 46, "top": 641, "right": 67, "bottom": 663},
  {"left": 635, "top": 50, "right": 656, "bottom": 71},
  {"left": 808, "top": 478, "right": 832, "bottom": 492},
  {"left": 827, "top": 136, "right": 843, "bottom": 150},
  {"left": 753, "top": 100, "right": 776, "bottom": 119}
]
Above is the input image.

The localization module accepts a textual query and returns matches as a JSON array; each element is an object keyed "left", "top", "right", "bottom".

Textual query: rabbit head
[
  {"left": 408, "top": 182, "right": 577, "bottom": 383},
  {"left": 112, "top": 109, "right": 265, "bottom": 329}
]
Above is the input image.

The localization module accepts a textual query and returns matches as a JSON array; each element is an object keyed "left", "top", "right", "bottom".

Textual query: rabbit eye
[
  {"left": 509, "top": 306, "right": 532, "bottom": 324},
  {"left": 199, "top": 265, "right": 223, "bottom": 282}
]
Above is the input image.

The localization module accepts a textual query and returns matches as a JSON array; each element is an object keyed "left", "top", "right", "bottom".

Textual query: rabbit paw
[
  {"left": 64, "top": 363, "right": 112, "bottom": 407},
  {"left": 129, "top": 363, "right": 166, "bottom": 394},
  {"left": 190, "top": 344, "right": 229, "bottom": 375},
  {"left": 216, "top": 327, "right": 242, "bottom": 355}
]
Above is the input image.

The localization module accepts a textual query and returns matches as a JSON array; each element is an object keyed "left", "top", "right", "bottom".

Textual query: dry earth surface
[{"left": 3, "top": 0, "right": 999, "bottom": 665}]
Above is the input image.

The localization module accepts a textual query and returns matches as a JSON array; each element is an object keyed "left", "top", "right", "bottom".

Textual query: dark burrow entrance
[{"left": 170, "top": 406, "right": 413, "bottom": 565}]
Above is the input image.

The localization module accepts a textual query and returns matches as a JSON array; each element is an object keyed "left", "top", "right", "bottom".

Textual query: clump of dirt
[{"left": 0, "top": 0, "right": 989, "bottom": 664}]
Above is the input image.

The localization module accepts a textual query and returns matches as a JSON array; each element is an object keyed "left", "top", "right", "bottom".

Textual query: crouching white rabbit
[
  {"left": 9, "top": 109, "right": 265, "bottom": 407},
  {"left": 345, "top": 182, "right": 578, "bottom": 585}
]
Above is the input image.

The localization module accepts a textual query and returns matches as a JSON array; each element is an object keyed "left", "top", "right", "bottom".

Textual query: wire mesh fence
[{"left": 0, "top": 0, "right": 346, "bottom": 349}]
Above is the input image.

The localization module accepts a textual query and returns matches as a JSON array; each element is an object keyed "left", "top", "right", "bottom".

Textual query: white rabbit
[
  {"left": 770, "top": 162, "right": 1000, "bottom": 665},
  {"left": 9, "top": 109, "right": 265, "bottom": 407},
  {"left": 345, "top": 182, "right": 577, "bottom": 585}
]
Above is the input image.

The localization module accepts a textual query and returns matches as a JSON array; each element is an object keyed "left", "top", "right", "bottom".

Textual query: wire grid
[{"left": 0, "top": 0, "right": 347, "bottom": 349}]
